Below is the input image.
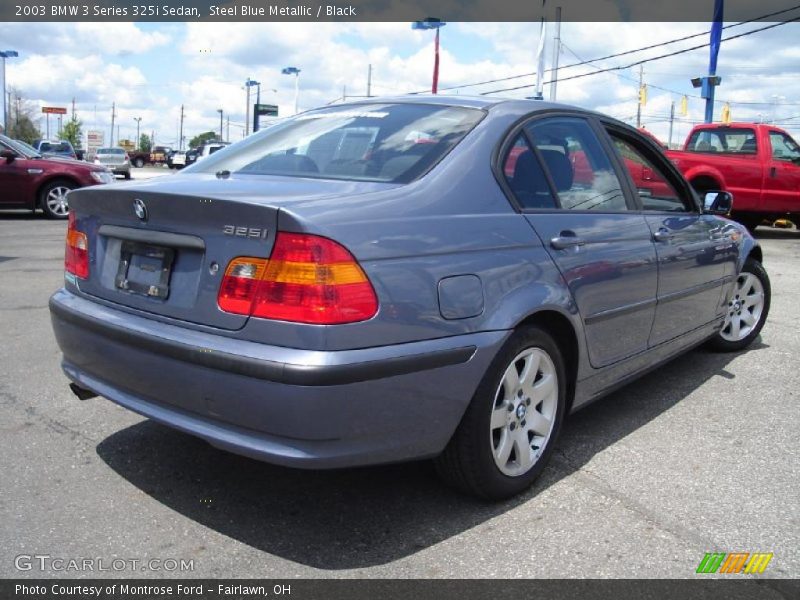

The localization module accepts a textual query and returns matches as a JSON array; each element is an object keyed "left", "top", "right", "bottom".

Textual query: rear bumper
[{"left": 50, "top": 289, "right": 507, "bottom": 468}]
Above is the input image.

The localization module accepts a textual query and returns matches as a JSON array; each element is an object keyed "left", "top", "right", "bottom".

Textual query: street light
[
  {"left": 412, "top": 19, "right": 445, "bottom": 94},
  {"left": 281, "top": 67, "right": 301, "bottom": 115},
  {"left": 133, "top": 117, "right": 142, "bottom": 150},
  {"left": 0, "top": 50, "right": 19, "bottom": 133},
  {"left": 217, "top": 109, "right": 223, "bottom": 141}
]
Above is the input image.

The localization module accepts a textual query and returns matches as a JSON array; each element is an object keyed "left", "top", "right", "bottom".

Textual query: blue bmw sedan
[{"left": 50, "top": 97, "right": 769, "bottom": 499}]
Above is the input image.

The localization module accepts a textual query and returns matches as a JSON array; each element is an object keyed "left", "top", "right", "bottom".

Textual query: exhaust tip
[{"left": 69, "top": 383, "right": 98, "bottom": 401}]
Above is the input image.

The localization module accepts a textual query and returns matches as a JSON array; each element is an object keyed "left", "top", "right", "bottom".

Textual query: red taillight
[
  {"left": 65, "top": 212, "right": 89, "bottom": 279},
  {"left": 217, "top": 233, "right": 378, "bottom": 324}
]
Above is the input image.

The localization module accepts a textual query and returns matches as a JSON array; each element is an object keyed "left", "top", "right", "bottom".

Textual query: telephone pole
[
  {"left": 668, "top": 101, "right": 676, "bottom": 148},
  {"left": 549, "top": 6, "right": 562, "bottom": 102},
  {"left": 367, "top": 63, "right": 372, "bottom": 97},
  {"left": 71, "top": 97, "right": 76, "bottom": 120},
  {"left": 110, "top": 101, "right": 116, "bottom": 146},
  {"left": 635, "top": 65, "right": 643, "bottom": 128},
  {"left": 178, "top": 105, "right": 184, "bottom": 150}
]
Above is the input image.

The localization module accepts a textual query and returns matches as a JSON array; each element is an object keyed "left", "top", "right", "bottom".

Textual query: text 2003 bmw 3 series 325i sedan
[{"left": 49, "top": 97, "right": 769, "bottom": 499}]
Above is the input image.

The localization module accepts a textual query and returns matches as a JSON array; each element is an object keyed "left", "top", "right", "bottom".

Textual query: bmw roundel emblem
[{"left": 133, "top": 198, "right": 148, "bottom": 222}]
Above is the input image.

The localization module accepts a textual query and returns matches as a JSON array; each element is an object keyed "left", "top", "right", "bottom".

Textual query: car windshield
[
  {"left": 187, "top": 103, "right": 485, "bottom": 183},
  {"left": 98, "top": 148, "right": 125, "bottom": 154},
  {"left": 2, "top": 136, "right": 41, "bottom": 158}
]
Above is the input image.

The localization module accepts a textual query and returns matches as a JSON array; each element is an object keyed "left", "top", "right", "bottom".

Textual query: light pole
[
  {"left": 412, "top": 19, "right": 445, "bottom": 94},
  {"left": 247, "top": 78, "right": 261, "bottom": 133},
  {"left": 0, "top": 50, "right": 19, "bottom": 133},
  {"left": 133, "top": 117, "right": 142, "bottom": 150},
  {"left": 282, "top": 67, "right": 301, "bottom": 115},
  {"left": 245, "top": 78, "right": 260, "bottom": 136},
  {"left": 217, "top": 109, "right": 223, "bottom": 141}
]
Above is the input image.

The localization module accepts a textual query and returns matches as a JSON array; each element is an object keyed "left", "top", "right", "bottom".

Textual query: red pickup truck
[{"left": 666, "top": 123, "right": 800, "bottom": 231}]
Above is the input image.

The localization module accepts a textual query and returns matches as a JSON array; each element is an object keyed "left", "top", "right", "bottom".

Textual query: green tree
[
  {"left": 61, "top": 117, "right": 83, "bottom": 150},
  {"left": 188, "top": 130, "right": 218, "bottom": 149},
  {"left": 138, "top": 133, "right": 152, "bottom": 153},
  {"left": 5, "top": 88, "right": 42, "bottom": 144}
]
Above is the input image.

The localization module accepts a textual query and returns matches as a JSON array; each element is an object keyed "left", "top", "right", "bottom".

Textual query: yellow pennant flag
[
  {"left": 639, "top": 84, "right": 647, "bottom": 107},
  {"left": 680, "top": 95, "right": 688, "bottom": 116},
  {"left": 721, "top": 103, "right": 731, "bottom": 124}
]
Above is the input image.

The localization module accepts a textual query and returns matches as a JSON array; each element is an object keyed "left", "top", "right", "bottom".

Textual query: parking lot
[{"left": 0, "top": 215, "right": 797, "bottom": 579}]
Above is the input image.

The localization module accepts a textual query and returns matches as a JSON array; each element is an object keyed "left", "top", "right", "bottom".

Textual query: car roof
[{"left": 321, "top": 94, "right": 595, "bottom": 119}]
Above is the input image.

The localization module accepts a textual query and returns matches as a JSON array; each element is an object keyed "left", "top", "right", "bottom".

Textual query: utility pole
[
  {"left": 549, "top": 6, "right": 561, "bottom": 102},
  {"left": 110, "top": 101, "right": 116, "bottom": 146},
  {"left": 635, "top": 65, "right": 643, "bottom": 128},
  {"left": 71, "top": 97, "right": 76, "bottom": 121},
  {"left": 668, "top": 101, "right": 675, "bottom": 148},
  {"left": 245, "top": 83, "right": 250, "bottom": 136},
  {"left": 342, "top": 85, "right": 346, "bottom": 102},
  {"left": 134, "top": 117, "right": 141, "bottom": 150},
  {"left": 226, "top": 115, "right": 230, "bottom": 142},
  {"left": 367, "top": 63, "right": 372, "bottom": 97},
  {"left": 178, "top": 105, "right": 184, "bottom": 150}
]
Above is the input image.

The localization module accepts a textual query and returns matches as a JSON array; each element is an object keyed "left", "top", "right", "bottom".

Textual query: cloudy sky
[{"left": 1, "top": 19, "right": 799, "bottom": 148}]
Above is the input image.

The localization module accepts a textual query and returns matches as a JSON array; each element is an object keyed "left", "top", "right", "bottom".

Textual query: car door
[
  {"left": 604, "top": 125, "right": 734, "bottom": 346},
  {"left": 501, "top": 115, "right": 658, "bottom": 368},
  {"left": 0, "top": 140, "right": 30, "bottom": 206},
  {"left": 764, "top": 130, "right": 800, "bottom": 214}
]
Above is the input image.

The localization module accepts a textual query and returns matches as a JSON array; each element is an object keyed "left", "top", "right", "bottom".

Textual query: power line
[
  {"left": 407, "top": 4, "right": 800, "bottom": 96},
  {"left": 480, "top": 19, "right": 798, "bottom": 95}
]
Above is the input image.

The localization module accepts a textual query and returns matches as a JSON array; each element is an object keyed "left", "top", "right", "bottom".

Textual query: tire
[
  {"left": 134, "top": 157, "right": 145, "bottom": 168},
  {"left": 707, "top": 257, "right": 770, "bottom": 352},
  {"left": 123, "top": 171, "right": 131, "bottom": 180},
  {"left": 39, "top": 179, "right": 76, "bottom": 219},
  {"left": 434, "top": 325, "right": 567, "bottom": 500}
]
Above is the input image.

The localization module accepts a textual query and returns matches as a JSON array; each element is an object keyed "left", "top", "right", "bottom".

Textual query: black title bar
[{"left": 3, "top": 0, "right": 800, "bottom": 22}]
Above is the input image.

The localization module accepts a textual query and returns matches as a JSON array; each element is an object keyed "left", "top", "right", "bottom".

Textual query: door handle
[
  {"left": 550, "top": 231, "right": 586, "bottom": 250},
  {"left": 652, "top": 228, "right": 673, "bottom": 242},
  {"left": 770, "top": 166, "right": 777, "bottom": 178}
]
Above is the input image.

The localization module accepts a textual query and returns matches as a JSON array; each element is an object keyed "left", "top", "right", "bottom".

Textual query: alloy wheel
[
  {"left": 46, "top": 186, "right": 71, "bottom": 217},
  {"left": 490, "top": 347, "right": 558, "bottom": 477},
  {"left": 721, "top": 272, "right": 765, "bottom": 342}
]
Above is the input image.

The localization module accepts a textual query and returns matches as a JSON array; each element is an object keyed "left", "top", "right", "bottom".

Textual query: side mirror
[
  {"left": 0, "top": 149, "right": 17, "bottom": 163},
  {"left": 703, "top": 191, "right": 733, "bottom": 215}
]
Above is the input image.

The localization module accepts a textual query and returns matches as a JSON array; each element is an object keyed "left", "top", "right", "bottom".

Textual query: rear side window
[
  {"left": 525, "top": 117, "right": 628, "bottom": 211},
  {"left": 502, "top": 134, "right": 557, "bottom": 209},
  {"left": 188, "top": 103, "right": 484, "bottom": 183},
  {"left": 686, "top": 128, "right": 758, "bottom": 154}
]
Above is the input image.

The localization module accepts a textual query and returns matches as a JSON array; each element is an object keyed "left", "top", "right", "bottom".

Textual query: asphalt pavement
[{"left": 0, "top": 214, "right": 797, "bottom": 580}]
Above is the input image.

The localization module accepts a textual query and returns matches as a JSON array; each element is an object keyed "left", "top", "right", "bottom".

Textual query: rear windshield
[
  {"left": 188, "top": 103, "right": 485, "bottom": 183},
  {"left": 40, "top": 141, "right": 73, "bottom": 153},
  {"left": 686, "top": 128, "right": 758, "bottom": 154},
  {"left": 98, "top": 148, "right": 125, "bottom": 154}
]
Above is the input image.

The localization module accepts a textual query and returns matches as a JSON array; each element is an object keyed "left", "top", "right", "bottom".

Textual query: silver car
[{"left": 94, "top": 147, "right": 131, "bottom": 179}]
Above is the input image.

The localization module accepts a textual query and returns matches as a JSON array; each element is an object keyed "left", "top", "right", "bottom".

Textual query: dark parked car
[
  {"left": 49, "top": 98, "right": 769, "bottom": 499},
  {"left": 0, "top": 135, "right": 114, "bottom": 218},
  {"left": 33, "top": 139, "right": 78, "bottom": 160}
]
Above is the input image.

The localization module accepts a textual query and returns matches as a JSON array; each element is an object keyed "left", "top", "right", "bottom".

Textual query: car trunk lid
[{"left": 68, "top": 174, "right": 390, "bottom": 331}]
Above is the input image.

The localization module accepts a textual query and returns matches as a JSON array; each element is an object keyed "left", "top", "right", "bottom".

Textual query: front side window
[
  {"left": 525, "top": 117, "right": 628, "bottom": 211},
  {"left": 610, "top": 135, "right": 690, "bottom": 212},
  {"left": 769, "top": 131, "right": 800, "bottom": 161},
  {"left": 686, "top": 128, "right": 758, "bottom": 154},
  {"left": 188, "top": 103, "right": 484, "bottom": 183}
]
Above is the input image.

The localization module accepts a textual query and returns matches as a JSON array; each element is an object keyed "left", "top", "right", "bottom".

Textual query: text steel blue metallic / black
[{"left": 50, "top": 97, "right": 770, "bottom": 498}]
